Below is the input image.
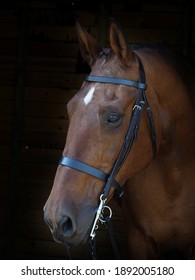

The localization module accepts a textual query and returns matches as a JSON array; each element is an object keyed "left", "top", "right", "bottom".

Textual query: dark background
[{"left": 0, "top": 0, "right": 194, "bottom": 259}]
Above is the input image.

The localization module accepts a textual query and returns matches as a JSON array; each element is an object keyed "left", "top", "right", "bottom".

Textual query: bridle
[{"left": 59, "top": 53, "right": 157, "bottom": 259}]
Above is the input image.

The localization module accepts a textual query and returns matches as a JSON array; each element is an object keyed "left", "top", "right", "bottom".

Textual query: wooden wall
[{"left": 0, "top": 0, "right": 194, "bottom": 259}]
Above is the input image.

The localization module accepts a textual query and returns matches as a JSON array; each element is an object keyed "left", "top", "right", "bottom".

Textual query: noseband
[{"left": 59, "top": 53, "right": 157, "bottom": 259}]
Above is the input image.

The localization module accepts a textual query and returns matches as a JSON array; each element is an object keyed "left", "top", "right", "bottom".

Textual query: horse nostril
[{"left": 60, "top": 216, "right": 74, "bottom": 237}]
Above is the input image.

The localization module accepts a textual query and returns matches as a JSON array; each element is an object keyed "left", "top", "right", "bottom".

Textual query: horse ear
[
  {"left": 109, "top": 19, "right": 134, "bottom": 65},
  {"left": 76, "top": 21, "right": 102, "bottom": 65}
]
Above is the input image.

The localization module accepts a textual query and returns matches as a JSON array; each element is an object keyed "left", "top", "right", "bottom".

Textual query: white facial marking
[{"left": 83, "top": 86, "right": 95, "bottom": 105}]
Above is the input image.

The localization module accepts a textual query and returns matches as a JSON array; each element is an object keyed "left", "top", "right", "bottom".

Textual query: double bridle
[{"left": 59, "top": 53, "right": 157, "bottom": 259}]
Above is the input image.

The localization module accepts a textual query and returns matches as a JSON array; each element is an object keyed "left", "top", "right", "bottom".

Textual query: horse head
[{"left": 43, "top": 21, "right": 159, "bottom": 247}]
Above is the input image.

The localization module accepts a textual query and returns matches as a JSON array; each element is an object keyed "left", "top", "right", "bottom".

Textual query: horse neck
[{"left": 143, "top": 51, "right": 195, "bottom": 162}]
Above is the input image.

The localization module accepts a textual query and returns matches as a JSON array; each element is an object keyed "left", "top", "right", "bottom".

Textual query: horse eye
[{"left": 107, "top": 112, "right": 121, "bottom": 123}]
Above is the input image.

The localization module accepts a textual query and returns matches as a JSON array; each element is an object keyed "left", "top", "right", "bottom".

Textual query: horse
[{"left": 43, "top": 20, "right": 195, "bottom": 259}]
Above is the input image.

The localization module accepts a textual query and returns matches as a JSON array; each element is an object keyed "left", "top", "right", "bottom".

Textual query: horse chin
[
  {"left": 65, "top": 235, "right": 90, "bottom": 248},
  {"left": 52, "top": 227, "right": 91, "bottom": 247}
]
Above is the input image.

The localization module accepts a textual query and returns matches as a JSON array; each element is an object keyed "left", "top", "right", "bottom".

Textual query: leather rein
[{"left": 59, "top": 53, "right": 157, "bottom": 259}]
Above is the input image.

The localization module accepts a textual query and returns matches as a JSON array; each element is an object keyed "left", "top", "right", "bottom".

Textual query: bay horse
[{"left": 44, "top": 20, "right": 195, "bottom": 259}]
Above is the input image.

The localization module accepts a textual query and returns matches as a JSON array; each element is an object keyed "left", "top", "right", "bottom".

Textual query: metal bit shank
[{"left": 90, "top": 195, "right": 106, "bottom": 239}]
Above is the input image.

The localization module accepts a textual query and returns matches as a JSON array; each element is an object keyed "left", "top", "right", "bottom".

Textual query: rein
[{"left": 59, "top": 53, "right": 157, "bottom": 259}]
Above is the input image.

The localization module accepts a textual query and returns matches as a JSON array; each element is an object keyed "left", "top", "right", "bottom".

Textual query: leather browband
[{"left": 85, "top": 75, "right": 146, "bottom": 90}]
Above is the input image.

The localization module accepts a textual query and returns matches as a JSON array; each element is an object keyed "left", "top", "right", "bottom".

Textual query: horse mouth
[{"left": 64, "top": 231, "right": 91, "bottom": 247}]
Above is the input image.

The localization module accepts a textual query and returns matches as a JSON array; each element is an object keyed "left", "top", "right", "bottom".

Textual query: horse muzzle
[{"left": 43, "top": 203, "right": 94, "bottom": 246}]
